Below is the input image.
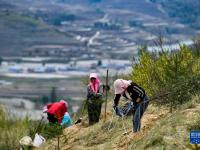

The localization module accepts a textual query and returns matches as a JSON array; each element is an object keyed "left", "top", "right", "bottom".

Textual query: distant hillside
[
  {"left": 3, "top": 0, "right": 200, "bottom": 26},
  {"left": 0, "top": 0, "right": 199, "bottom": 56},
  {"left": 0, "top": 0, "right": 14, "bottom": 9},
  {"left": 0, "top": 2, "right": 80, "bottom": 56},
  {"left": 57, "top": 0, "right": 166, "bottom": 18},
  {"left": 149, "top": 0, "right": 200, "bottom": 29}
]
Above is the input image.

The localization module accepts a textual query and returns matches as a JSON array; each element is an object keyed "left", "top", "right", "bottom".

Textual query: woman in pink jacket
[{"left": 87, "top": 73, "right": 103, "bottom": 125}]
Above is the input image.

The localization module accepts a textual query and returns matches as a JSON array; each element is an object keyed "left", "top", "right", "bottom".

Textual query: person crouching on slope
[
  {"left": 113, "top": 79, "right": 149, "bottom": 132},
  {"left": 87, "top": 73, "right": 104, "bottom": 125},
  {"left": 43, "top": 100, "right": 71, "bottom": 126}
]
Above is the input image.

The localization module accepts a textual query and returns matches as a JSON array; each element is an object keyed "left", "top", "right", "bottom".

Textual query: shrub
[
  {"left": 41, "top": 123, "right": 63, "bottom": 139},
  {"left": 0, "top": 106, "right": 31, "bottom": 150},
  {"left": 131, "top": 43, "right": 200, "bottom": 111},
  {"left": 0, "top": 106, "right": 65, "bottom": 149}
]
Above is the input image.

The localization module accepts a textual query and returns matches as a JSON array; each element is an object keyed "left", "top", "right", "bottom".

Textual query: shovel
[
  {"left": 31, "top": 115, "right": 44, "bottom": 139},
  {"left": 74, "top": 100, "right": 87, "bottom": 124},
  {"left": 104, "top": 69, "right": 109, "bottom": 120}
]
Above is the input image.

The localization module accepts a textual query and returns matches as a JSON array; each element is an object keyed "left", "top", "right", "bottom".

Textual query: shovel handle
[{"left": 104, "top": 69, "right": 109, "bottom": 120}]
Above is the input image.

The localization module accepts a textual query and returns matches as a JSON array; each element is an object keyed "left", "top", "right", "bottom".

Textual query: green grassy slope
[
  {"left": 42, "top": 94, "right": 200, "bottom": 150},
  {"left": 130, "top": 95, "right": 200, "bottom": 150},
  {"left": 0, "top": 12, "right": 78, "bottom": 56}
]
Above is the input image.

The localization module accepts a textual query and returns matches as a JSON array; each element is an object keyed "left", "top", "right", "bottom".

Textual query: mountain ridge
[{"left": 0, "top": 0, "right": 199, "bottom": 56}]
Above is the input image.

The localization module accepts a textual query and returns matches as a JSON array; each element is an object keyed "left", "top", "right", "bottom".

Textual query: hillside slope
[
  {"left": 0, "top": 2, "right": 79, "bottom": 56},
  {"left": 149, "top": 0, "right": 200, "bottom": 29},
  {"left": 42, "top": 95, "right": 200, "bottom": 150},
  {"left": 1, "top": 0, "right": 199, "bottom": 56}
]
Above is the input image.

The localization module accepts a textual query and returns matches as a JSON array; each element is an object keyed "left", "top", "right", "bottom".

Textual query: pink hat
[
  {"left": 113, "top": 79, "right": 131, "bottom": 94},
  {"left": 89, "top": 73, "right": 98, "bottom": 79},
  {"left": 89, "top": 73, "right": 100, "bottom": 93}
]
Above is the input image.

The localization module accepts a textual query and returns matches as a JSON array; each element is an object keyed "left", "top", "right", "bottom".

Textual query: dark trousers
[
  {"left": 47, "top": 113, "right": 58, "bottom": 123},
  {"left": 87, "top": 101, "right": 102, "bottom": 125},
  {"left": 133, "top": 96, "right": 149, "bottom": 132}
]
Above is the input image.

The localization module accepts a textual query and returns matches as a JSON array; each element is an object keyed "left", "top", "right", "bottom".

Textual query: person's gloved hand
[
  {"left": 103, "top": 85, "right": 110, "bottom": 92},
  {"left": 96, "top": 93, "right": 102, "bottom": 97},
  {"left": 113, "top": 105, "right": 118, "bottom": 114},
  {"left": 113, "top": 105, "right": 124, "bottom": 117}
]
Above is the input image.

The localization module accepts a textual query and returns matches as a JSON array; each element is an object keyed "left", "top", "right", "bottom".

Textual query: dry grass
[
  {"left": 41, "top": 95, "right": 200, "bottom": 150},
  {"left": 42, "top": 101, "right": 168, "bottom": 150}
]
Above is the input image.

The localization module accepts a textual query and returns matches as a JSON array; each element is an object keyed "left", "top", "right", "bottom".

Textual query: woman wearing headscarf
[
  {"left": 113, "top": 79, "right": 149, "bottom": 132},
  {"left": 87, "top": 73, "right": 103, "bottom": 125},
  {"left": 43, "top": 100, "right": 69, "bottom": 124}
]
